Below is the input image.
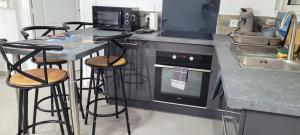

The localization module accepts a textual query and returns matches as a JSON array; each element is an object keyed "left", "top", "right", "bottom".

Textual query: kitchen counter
[
  {"left": 215, "top": 43, "right": 300, "bottom": 117},
  {"left": 70, "top": 28, "right": 300, "bottom": 117}
]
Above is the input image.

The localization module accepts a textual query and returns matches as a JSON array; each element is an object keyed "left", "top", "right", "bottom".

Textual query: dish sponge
[
  {"left": 277, "top": 47, "right": 298, "bottom": 59},
  {"left": 277, "top": 48, "right": 288, "bottom": 58}
]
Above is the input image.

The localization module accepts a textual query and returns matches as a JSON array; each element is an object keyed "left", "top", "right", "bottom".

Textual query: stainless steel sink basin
[
  {"left": 231, "top": 45, "right": 300, "bottom": 72},
  {"left": 235, "top": 56, "right": 300, "bottom": 72}
]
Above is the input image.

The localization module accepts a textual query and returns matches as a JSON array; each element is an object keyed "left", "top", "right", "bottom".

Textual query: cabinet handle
[{"left": 154, "top": 64, "right": 211, "bottom": 72}]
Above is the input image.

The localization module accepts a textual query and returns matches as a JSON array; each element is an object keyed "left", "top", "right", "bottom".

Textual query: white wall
[
  {"left": 0, "top": 8, "right": 19, "bottom": 71},
  {"left": 80, "top": 0, "right": 278, "bottom": 22},
  {"left": 219, "top": 0, "right": 277, "bottom": 16},
  {"left": 93, "top": 0, "right": 162, "bottom": 11},
  {"left": 80, "top": 0, "right": 162, "bottom": 22}
]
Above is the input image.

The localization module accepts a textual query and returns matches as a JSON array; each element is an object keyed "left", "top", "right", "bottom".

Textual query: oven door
[{"left": 154, "top": 64, "right": 211, "bottom": 107}]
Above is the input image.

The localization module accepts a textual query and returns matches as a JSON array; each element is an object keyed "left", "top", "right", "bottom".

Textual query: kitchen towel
[{"left": 171, "top": 66, "right": 188, "bottom": 90}]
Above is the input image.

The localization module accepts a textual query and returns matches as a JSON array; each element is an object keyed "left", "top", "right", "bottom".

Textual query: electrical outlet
[
  {"left": 266, "top": 19, "right": 275, "bottom": 26},
  {"left": 229, "top": 19, "right": 239, "bottom": 28}
]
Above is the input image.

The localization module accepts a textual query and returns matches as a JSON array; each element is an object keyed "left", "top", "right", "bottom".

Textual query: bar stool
[
  {"left": 0, "top": 42, "right": 72, "bottom": 135},
  {"left": 21, "top": 26, "right": 68, "bottom": 68},
  {"left": 84, "top": 33, "right": 132, "bottom": 135},
  {"left": 20, "top": 26, "right": 78, "bottom": 133}
]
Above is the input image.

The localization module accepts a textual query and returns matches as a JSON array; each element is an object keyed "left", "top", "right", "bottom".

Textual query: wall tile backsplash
[{"left": 216, "top": 15, "right": 275, "bottom": 35}]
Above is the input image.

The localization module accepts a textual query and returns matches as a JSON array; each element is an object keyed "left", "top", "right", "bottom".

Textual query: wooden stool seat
[
  {"left": 9, "top": 69, "right": 68, "bottom": 87},
  {"left": 85, "top": 56, "right": 126, "bottom": 68},
  {"left": 33, "top": 56, "right": 67, "bottom": 64}
]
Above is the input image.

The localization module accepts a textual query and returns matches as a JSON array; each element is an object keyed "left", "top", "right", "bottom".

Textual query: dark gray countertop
[
  {"left": 215, "top": 43, "right": 300, "bottom": 117},
  {"left": 43, "top": 28, "right": 300, "bottom": 117}
]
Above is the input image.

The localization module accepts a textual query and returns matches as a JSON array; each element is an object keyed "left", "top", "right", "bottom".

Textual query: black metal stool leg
[
  {"left": 128, "top": 50, "right": 133, "bottom": 97},
  {"left": 56, "top": 85, "right": 73, "bottom": 135},
  {"left": 48, "top": 65, "right": 54, "bottom": 117},
  {"left": 79, "top": 59, "right": 85, "bottom": 119},
  {"left": 79, "top": 58, "right": 83, "bottom": 101},
  {"left": 51, "top": 86, "right": 65, "bottom": 135},
  {"left": 75, "top": 81, "right": 85, "bottom": 119},
  {"left": 92, "top": 86, "right": 100, "bottom": 135},
  {"left": 85, "top": 67, "right": 95, "bottom": 124},
  {"left": 23, "top": 89, "right": 29, "bottom": 135},
  {"left": 113, "top": 68, "right": 119, "bottom": 118},
  {"left": 32, "top": 88, "right": 39, "bottom": 134},
  {"left": 119, "top": 68, "right": 131, "bottom": 135},
  {"left": 99, "top": 69, "right": 109, "bottom": 103},
  {"left": 135, "top": 49, "right": 138, "bottom": 91},
  {"left": 17, "top": 90, "right": 23, "bottom": 135},
  {"left": 58, "top": 64, "right": 67, "bottom": 102}
]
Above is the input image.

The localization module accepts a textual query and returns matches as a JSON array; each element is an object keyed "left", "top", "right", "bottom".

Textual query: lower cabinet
[
  {"left": 213, "top": 91, "right": 243, "bottom": 135},
  {"left": 105, "top": 40, "right": 156, "bottom": 102},
  {"left": 213, "top": 89, "right": 300, "bottom": 135},
  {"left": 242, "top": 111, "right": 300, "bottom": 135}
]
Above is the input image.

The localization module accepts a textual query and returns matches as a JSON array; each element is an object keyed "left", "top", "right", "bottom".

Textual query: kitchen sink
[
  {"left": 235, "top": 55, "right": 300, "bottom": 72},
  {"left": 231, "top": 45, "right": 300, "bottom": 72}
]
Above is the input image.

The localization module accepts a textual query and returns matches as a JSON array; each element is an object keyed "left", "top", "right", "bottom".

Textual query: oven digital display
[{"left": 97, "top": 11, "right": 119, "bottom": 25}]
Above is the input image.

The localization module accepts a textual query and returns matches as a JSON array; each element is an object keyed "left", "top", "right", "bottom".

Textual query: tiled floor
[{"left": 0, "top": 75, "right": 219, "bottom": 135}]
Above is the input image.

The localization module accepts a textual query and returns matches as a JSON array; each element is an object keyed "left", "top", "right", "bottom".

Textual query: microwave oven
[{"left": 92, "top": 6, "right": 139, "bottom": 31}]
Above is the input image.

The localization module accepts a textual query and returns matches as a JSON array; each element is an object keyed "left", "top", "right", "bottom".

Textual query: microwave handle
[{"left": 154, "top": 64, "right": 211, "bottom": 73}]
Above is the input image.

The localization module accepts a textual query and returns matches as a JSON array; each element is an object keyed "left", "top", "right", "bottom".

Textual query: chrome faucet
[{"left": 280, "top": 11, "right": 298, "bottom": 61}]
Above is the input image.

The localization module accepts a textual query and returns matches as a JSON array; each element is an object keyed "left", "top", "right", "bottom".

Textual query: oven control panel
[{"left": 156, "top": 51, "right": 212, "bottom": 69}]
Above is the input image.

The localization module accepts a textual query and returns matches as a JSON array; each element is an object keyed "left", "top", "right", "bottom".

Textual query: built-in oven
[{"left": 154, "top": 51, "right": 212, "bottom": 107}]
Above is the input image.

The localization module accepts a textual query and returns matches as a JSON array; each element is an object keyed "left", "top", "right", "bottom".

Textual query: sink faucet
[{"left": 280, "top": 11, "right": 298, "bottom": 61}]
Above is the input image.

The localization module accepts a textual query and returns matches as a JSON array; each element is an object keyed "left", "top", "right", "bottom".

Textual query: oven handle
[{"left": 154, "top": 64, "right": 211, "bottom": 73}]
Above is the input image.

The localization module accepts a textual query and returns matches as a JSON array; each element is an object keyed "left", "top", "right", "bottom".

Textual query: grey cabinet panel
[
  {"left": 124, "top": 40, "right": 156, "bottom": 101},
  {"left": 243, "top": 110, "right": 300, "bottom": 135},
  {"left": 105, "top": 40, "right": 156, "bottom": 102}
]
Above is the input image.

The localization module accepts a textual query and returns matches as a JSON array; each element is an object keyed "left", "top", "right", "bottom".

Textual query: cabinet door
[
  {"left": 123, "top": 40, "right": 156, "bottom": 101},
  {"left": 105, "top": 40, "right": 156, "bottom": 102},
  {"left": 243, "top": 111, "right": 300, "bottom": 135}
]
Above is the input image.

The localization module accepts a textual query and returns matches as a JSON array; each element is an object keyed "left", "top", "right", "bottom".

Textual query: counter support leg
[{"left": 67, "top": 60, "right": 80, "bottom": 135}]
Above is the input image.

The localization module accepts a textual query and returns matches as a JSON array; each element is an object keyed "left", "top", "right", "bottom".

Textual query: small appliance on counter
[
  {"left": 92, "top": 6, "right": 139, "bottom": 31},
  {"left": 239, "top": 8, "right": 254, "bottom": 32},
  {"left": 135, "top": 12, "right": 159, "bottom": 34},
  {"left": 146, "top": 12, "right": 159, "bottom": 31}
]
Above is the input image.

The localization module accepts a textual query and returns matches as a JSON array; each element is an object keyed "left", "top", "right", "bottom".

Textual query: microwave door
[{"left": 96, "top": 11, "right": 122, "bottom": 29}]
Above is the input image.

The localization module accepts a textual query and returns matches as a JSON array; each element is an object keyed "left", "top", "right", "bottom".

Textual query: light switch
[{"left": 229, "top": 19, "right": 239, "bottom": 28}]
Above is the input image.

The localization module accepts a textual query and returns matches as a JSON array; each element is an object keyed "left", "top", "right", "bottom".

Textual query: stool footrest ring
[
  {"left": 86, "top": 97, "right": 126, "bottom": 117},
  {"left": 76, "top": 77, "right": 103, "bottom": 90},
  {"left": 37, "top": 95, "right": 70, "bottom": 113}
]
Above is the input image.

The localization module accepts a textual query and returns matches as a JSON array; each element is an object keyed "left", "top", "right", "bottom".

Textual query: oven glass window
[
  {"left": 97, "top": 11, "right": 119, "bottom": 25},
  {"left": 161, "top": 68, "right": 203, "bottom": 98}
]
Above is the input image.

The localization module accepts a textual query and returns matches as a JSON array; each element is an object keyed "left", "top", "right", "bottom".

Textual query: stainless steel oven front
[{"left": 154, "top": 51, "right": 212, "bottom": 107}]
